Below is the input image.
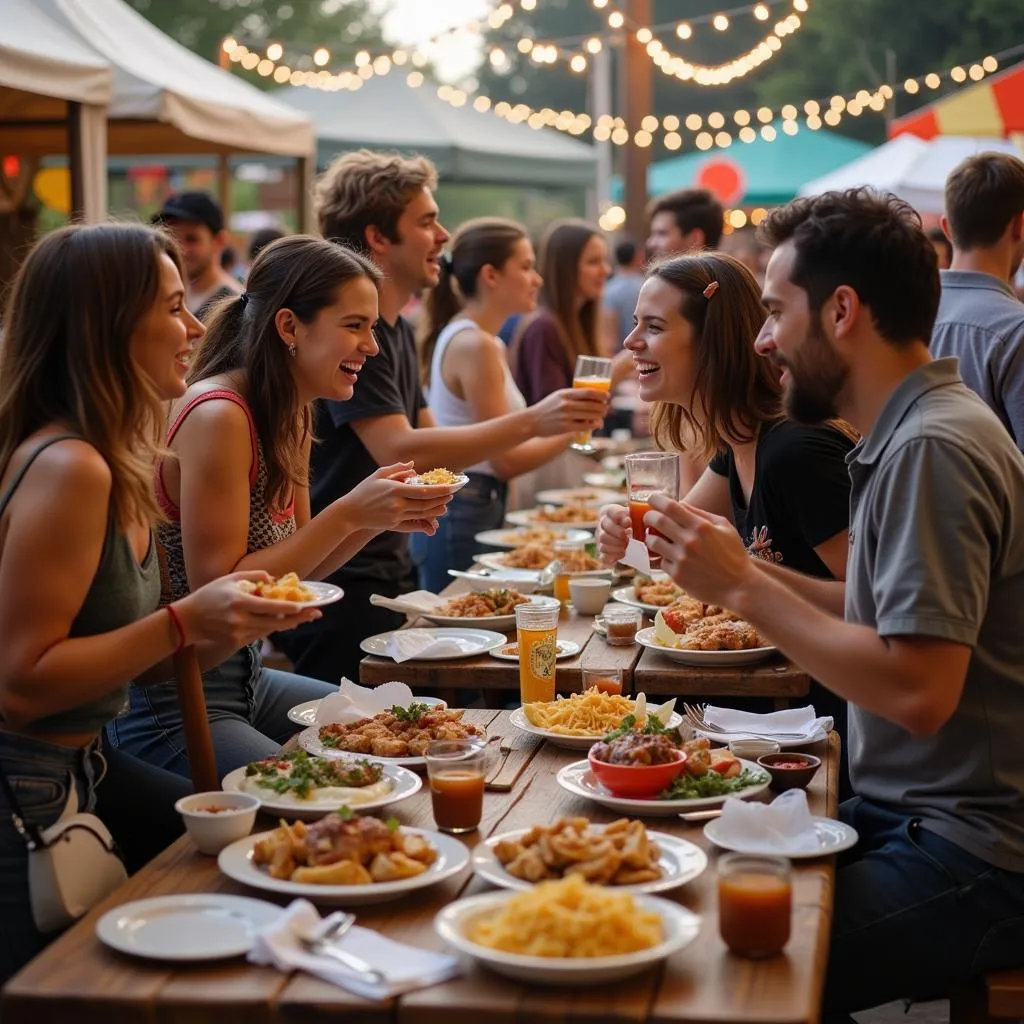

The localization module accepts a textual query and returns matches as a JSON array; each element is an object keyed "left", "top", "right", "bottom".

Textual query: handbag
[{"left": 0, "top": 764, "right": 128, "bottom": 933}]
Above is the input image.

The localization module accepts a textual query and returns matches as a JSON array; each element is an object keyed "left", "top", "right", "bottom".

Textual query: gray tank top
[{"left": 0, "top": 435, "right": 160, "bottom": 734}]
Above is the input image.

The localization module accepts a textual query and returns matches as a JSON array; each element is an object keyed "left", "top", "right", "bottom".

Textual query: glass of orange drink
[
  {"left": 570, "top": 355, "right": 613, "bottom": 452},
  {"left": 515, "top": 602, "right": 560, "bottom": 704},
  {"left": 624, "top": 451, "right": 681, "bottom": 565},
  {"left": 718, "top": 854, "right": 792, "bottom": 958},
  {"left": 425, "top": 739, "right": 487, "bottom": 834},
  {"left": 551, "top": 537, "right": 585, "bottom": 606}
]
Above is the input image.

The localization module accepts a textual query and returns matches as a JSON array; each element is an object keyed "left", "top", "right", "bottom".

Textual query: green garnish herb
[
  {"left": 390, "top": 702, "right": 429, "bottom": 722},
  {"left": 659, "top": 768, "right": 769, "bottom": 801},
  {"left": 337, "top": 805, "right": 354, "bottom": 821},
  {"left": 243, "top": 751, "right": 383, "bottom": 799},
  {"left": 601, "top": 713, "right": 672, "bottom": 743},
  {"left": 386, "top": 816, "right": 400, "bottom": 832}
]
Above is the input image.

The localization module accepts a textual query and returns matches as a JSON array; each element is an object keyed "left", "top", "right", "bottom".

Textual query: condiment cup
[
  {"left": 175, "top": 791, "right": 259, "bottom": 855},
  {"left": 756, "top": 752, "right": 822, "bottom": 792},
  {"left": 568, "top": 577, "right": 612, "bottom": 615},
  {"left": 728, "top": 738, "right": 781, "bottom": 760}
]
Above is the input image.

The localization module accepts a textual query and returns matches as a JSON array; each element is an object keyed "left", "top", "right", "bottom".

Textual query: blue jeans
[
  {"left": 824, "top": 797, "right": 1024, "bottom": 1016},
  {"left": 411, "top": 472, "right": 507, "bottom": 593},
  {"left": 105, "top": 646, "right": 335, "bottom": 779},
  {"left": 0, "top": 730, "right": 189, "bottom": 984}
]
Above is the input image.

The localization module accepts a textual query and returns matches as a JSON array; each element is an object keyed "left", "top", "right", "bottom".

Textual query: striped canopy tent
[{"left": 890, "top": 60, "right": 1024, "bottom": 143}]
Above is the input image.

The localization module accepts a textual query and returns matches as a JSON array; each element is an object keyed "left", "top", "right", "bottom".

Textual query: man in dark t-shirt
[{"left": 276, "top": 151, "right": 607, "bottom": 682}]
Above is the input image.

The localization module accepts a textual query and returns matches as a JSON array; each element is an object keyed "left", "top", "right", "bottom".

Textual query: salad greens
[
  {"left": 602, "top": 713, "right": 674, "bottom": 742},
  {"left": 243, "top": 750, "right": 383, "bottom": 799},
  {"left": 659, "top": 768, "right": 768, "bottom": 800}
]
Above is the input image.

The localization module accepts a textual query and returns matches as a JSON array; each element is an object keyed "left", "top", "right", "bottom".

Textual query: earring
[{"left": 288, "top": 344, "right": 297, "bottom": 358}]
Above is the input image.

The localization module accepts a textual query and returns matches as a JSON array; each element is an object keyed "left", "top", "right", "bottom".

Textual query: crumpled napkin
[
  {"left": 712, "top": 789, "right": 821, "bottom": 855},
  {"left": 384, "top": 629, "right": 464, "bottom": 663},
  {"left": 621, "top": 537, "right": 654, "bottom": 574},
  {"left": 248, "top": 900, "right": 461, "bottom": 1001},
  {"left": 701, "top": 705, "right": 832, "bottom": 742},
  {"left": 369, "top": 591, "right": 446, "bottom": 617},
  {"left": 314, "top": 678, "right": 416, "bottom": 726}
]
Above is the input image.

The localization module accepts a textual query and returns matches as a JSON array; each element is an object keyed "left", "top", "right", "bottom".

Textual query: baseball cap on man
[{"left": 153, "top": 191, "right": 224, "bottom": 235}]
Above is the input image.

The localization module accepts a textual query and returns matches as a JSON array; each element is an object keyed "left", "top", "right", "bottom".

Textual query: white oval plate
[
  {"left": 287, "top": 694, "right": 447, "bottom": 728},
  {"left": 508, "top": 704, "right": 683, "bottom": 751},
  {"left": 475, "top": 527, "right": 593, "bottom": 550},
  {"left": 218, "top": 826, "right": 470, "bottom": 906},
  {"left": 257, "top": 581, "right": 344, "bottom": 609},
  {"left": 360, "top": 627, "right": 508, "bottom": 660},
  {"left": 535, "top": 487, "right": 624, "bottom": 506},
  {"left": 488, "top": 639, "right": 581, "bottom": 662},
  {"left": 635, "top": 626, "right": 778, "bottom": 667},
  {"left": 474, "top": 552, "right": 610, "bottom": 577},
  {"left": 703, "top": 816, "right": 859, "bottom": 859},
  {"left": 447, "top": 569, "right": 542, "bottom": 593},
  {"left": 556, "top": 757, "right": 770, "bottom": 815},
  {"left": 473, "top": 826, "right": 707, "bottom": 896},
  {"left": 434, "top": 891, "right": 700, "bottom": 985},
  {"left": 96, "top": 894, "right": 281, "bottom": 961},
  {"left": 610, "top": 585, "right": 680, "bottom": 615},
  {"left": 420, "top": 594, "right": 560, "bottom": 630},
  {"left": 408, "top": 473, "right": 470, "bottom": 492},
  {"left": 221, "top": 761, "right": 422, "bottom": 820},
  {"left": 583, "top": 472, "right": 626, "bottom": 490},
  {"left": 505, "top": 509, "right": 600, "bottom": 531}
]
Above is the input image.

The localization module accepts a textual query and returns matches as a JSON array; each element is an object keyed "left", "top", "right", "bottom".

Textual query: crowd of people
[{"left": 0, "top": 139, "right": 1023, "bottom": 1021}]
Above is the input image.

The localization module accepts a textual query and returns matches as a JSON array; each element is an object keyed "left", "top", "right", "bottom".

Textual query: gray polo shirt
[
  {"left": 931, "top": 269, "right": 1024, "bottom": 449},
  {"left": 845, "top": 358, "right": 1024, "bottom": 870}
]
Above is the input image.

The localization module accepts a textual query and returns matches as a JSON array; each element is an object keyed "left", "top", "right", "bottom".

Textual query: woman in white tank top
[{"left": 412, "top": 218, "right": 583, "bottom": 591}]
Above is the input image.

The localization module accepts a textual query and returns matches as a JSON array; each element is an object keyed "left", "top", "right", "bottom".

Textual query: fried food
[
  {"left": 414, "top": 468, "right": 460, "bottom": 485},
  {"left": 238, "top": 572, "right": 314, "bottom": 602},
  {"left": 498, "top": 543, "right": 556, "bottom": 569},
  {"left": 660, "top": 595, "right": 729, "bottom": 631},
  {"left": 252, "top": 815, "right": 438, "bottom": 886},
  {"left": 531, "top": 504, "right": 600, "bottom": 524},
  {"left": 494, "top": 817, "right": 662, "bottom": 887},
  {"left": 500, "top": 526, "right": 562, "bottom": 546},
  {"left": 633, "top": 578, "right": 685, "bottom": 607},
  {"left": 522, "top": 687, "right": 637, "bottom": 736},
  {"left": 318, "top": 706, "right": 484, "bottom": 758},
  {"left": 467, "top": 874, "right": 663, "bottom": 956},
  {"left": 675, "top": 620, "right": 767, "bottom": 651},
  {"left": 652, "top": 595, "right": 763, "bottom": 652},
  {"left": 436, "top": 589, "right": 531, "bottom": 618}
]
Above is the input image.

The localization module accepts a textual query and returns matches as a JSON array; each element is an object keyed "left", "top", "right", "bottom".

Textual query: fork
[
  {"left": 682, "top": 703, "right": 807, "bottom": 741},
  {"left": 299, "top": 913, "right": 385, "bottom": 984}
]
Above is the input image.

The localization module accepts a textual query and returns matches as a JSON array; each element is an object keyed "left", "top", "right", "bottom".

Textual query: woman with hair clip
[
  {"left": 107, "top": 235, "right": 454, "bottom": 778},
  {"left": 0, "top": 223, "right": 319, "bottom": 982},
  {"left": 413, "top": 217, "right": 598, "bottom": 591}
]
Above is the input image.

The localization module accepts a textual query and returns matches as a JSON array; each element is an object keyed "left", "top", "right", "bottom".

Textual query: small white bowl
[
  {"left": 175, "top": 791, "right": 259, "bottom": 855},
  {"left": 569, "top": 577, "right": 612, "bottom": 616},
  {"left": 728, "top": 738, "right": 781, "bottom": 760}
]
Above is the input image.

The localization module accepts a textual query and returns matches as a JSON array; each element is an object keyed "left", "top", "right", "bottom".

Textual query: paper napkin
[
  {"left": 701, "top": 705, "right": 833, "bottom": 742},
  {"left": 384, "top": 629, "right": 464, "bottom": 663},
  {"left": 248, "top": 900, "right": 460, "bottom": 1001},
  {"left": 712, "top": 789, "right": 821, "bottom": 855},
  {"left": 314, "top": 678, "right": 416, "bottom": 726},
  {"left": 369, "top": 591, "right": 446, "bottom": 617},
  {"left": 621, "top": 537, "right": 654, "bottom": 574}
]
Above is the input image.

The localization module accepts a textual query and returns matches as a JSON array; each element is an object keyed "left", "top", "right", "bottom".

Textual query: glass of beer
[
  {"left": 718, "top": 854, "right": 792, "bottom": 958},
  {"left": 425, "top": 739, "right": 487, "bottom": 834},
  {"left": 570, "top": 355, "right": 613, "bottom": 453},
  {"left": 551, "top": 538, "right": 585, "bottom": 606},
  {"left": 515, "top": 602, "right": 559, "bottom": 703},
  {"left": 624, "top": 451, "right": 681, "bottom": 564}
]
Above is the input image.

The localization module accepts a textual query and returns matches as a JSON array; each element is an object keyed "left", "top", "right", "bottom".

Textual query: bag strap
[{"left": 0, "top": 434, "right": 83, "bottom": 517}]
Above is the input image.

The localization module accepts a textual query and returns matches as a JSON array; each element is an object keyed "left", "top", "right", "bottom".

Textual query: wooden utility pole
[{"left": 621, "top": 0, "right": 652, "bottom": 240}]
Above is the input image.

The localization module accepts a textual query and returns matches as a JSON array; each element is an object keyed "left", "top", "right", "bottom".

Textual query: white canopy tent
[
  {"left": 0, "top": 0, "right": 113, "bottom": 221},
  {"left": 799, "top": 135, "right": 1023, "bottom": 214}
]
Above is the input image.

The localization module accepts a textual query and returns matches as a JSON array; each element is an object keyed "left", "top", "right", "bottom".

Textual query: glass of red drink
[
  {"left": 425, "top": 739, "right": 487, "bottom": 834},
  {"left": 717, "top": 853, "right": 792, "bottom": 958},
  {"left": 624, "top": 452, "right": 681, "bottom": 562}
]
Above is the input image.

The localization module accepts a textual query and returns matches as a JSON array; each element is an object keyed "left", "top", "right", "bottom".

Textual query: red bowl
[{"left": 587, "top": 748, "right": 688, "bottom": 798}]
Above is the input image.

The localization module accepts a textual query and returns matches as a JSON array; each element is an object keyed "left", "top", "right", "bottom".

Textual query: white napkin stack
[
  {"left": 712, "top": 789, "right": 821, "bottom": 855},
  {"left": 621, "top": 537, "right": 654, "bottom": 574},
  {"left": 248, "top": 900, "right": 460, "bottom": 1001},
  {"left": 384, "top": 629, "right": 464, "bottom": 663},
  {"left": 369, "top": 591, "right": 446, "bottom": 617},
  {"left": 314, "top": 679, "right": 416, "bottom": 726},
  {"left": 701, "top": 705, "right": 833, "bottom": 741}
]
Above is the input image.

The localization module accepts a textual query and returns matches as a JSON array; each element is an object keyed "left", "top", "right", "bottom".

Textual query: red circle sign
[{"left": 695, "top": 158, "right": 747, "bottom": 206}]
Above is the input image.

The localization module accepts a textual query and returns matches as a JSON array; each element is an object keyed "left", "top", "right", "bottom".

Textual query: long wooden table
[{"left": 4, "top": 709, "right": 839, "bottom": 1024}]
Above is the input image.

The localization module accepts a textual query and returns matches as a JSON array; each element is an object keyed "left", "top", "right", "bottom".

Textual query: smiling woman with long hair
[
  {"left": 0, "top": 223, "right": 318, "bottom": 982},
  {"left": 106, "top": 235, "right": 454, "bottom": 778}
]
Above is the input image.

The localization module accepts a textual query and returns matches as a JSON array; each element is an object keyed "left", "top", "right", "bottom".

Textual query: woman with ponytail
[
  {"left": 413, "top": 217, "right": 596, "bottom": 591},
  {"left": 107, "top": 235, "right": 454, "bottom": 777}
]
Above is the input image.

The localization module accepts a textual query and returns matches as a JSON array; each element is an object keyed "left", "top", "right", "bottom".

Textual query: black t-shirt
[
  {"left": 309, "top": 315, "right": 426, "bottom": 584},
  {"left": 708, "top": 419, "right": 853, "bottom": 579}
]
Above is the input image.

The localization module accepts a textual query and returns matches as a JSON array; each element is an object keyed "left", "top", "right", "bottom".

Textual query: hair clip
[
  {"left": 238, "top": 291, "right": 249, "bottom": 308},
  {"left": 703, "top": 281, "right": 720, "bottom": 299}
]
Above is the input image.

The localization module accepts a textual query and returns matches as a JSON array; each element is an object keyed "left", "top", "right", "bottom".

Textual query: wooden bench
[{"left": 951, "top": 971, "right": 1024, "bottom": 1024}]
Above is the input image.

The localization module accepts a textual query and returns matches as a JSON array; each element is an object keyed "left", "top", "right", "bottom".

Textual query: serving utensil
[
  {"left": 299, "top": 913, "right": 385, "bottom": 983},
  {"left": 682, "top": 703, "right": 806, "bottom": 742}
]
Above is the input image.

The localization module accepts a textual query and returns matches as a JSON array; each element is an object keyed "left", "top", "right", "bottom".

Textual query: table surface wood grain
[{"left": 4, "top": 709, "right": 839, "bottom": 1024}]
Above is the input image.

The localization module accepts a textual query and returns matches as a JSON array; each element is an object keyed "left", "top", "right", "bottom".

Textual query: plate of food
[
  {"left": 506, "top": 505, "right": 601, "bottom": 531},
  {"left": 611, "top": 576, "right": 685, "bottom": 613},
  {"left": 509, "top": 689, "right": 681, "bottom": 751},
  {"left": 583, "top": 471, "right": 626, "bottom": 490},
  {"left": 472, "top": 817, "right": 707, "bottom": 896},
  {"left": 475, "top": 526, "right": 593, "bottom": 550},
  {"left": 535, "top": 487, "right": 624, "bottom": 507},
  {"left": 636, "top": 603, "right": 777, "bottom": 665},
  {"left": 220, "top": 750, "right": 422, "bottom": 820},
  {"left": 557, "top": 735, "right": 771, "bottom": 815},
  {"left": 298, "top": 703, "right": 487, "bottom": 768},
  {"left": 286, "top": 694, "right": 447, "bottom": 728},
  {"left": 434, "top": 875, "right": 701, "bottom": 985},
  {"left": 359, "top": 627, "right": 507, "bottom": 661},
  {"left": 407, "top": 468, "right": 470, "bottom": 492},
  {"left": 474, "top": 546, "right": 605, "bottom": 575},
  {"left": 237, "top": 573, "right": 344, "bottom": 609},
  {"left": 488, "top": 639, "right": 580, "bottom": 661},
  {"left": 419, "top": 591, "right": 559, "bottom": 630},
  {"left": 218, "top": 816, "right": 470, "bottom": 905}
]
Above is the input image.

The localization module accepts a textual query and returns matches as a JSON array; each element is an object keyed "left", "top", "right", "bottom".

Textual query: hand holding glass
[
  {"left": 571, "top": 355, "right": 613, "bottom": 452},
  {"left": 624, "top": 452, "right": 681, "bottom": 562}
]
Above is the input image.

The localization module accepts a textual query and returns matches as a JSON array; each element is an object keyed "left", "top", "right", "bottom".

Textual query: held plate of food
[
  {"left": 221, "top": 750, "right": 422, "bottom": 820},
  {"left": 237, "top": 573, "right": 344, "bottom": 609},
  {"left": 407, "top": 468, "right": 470, "bottom": 492}
]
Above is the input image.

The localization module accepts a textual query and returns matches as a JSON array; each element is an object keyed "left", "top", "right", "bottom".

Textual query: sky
[{"left": 376, "top": 0, "right": 493, "bottom": 82}]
